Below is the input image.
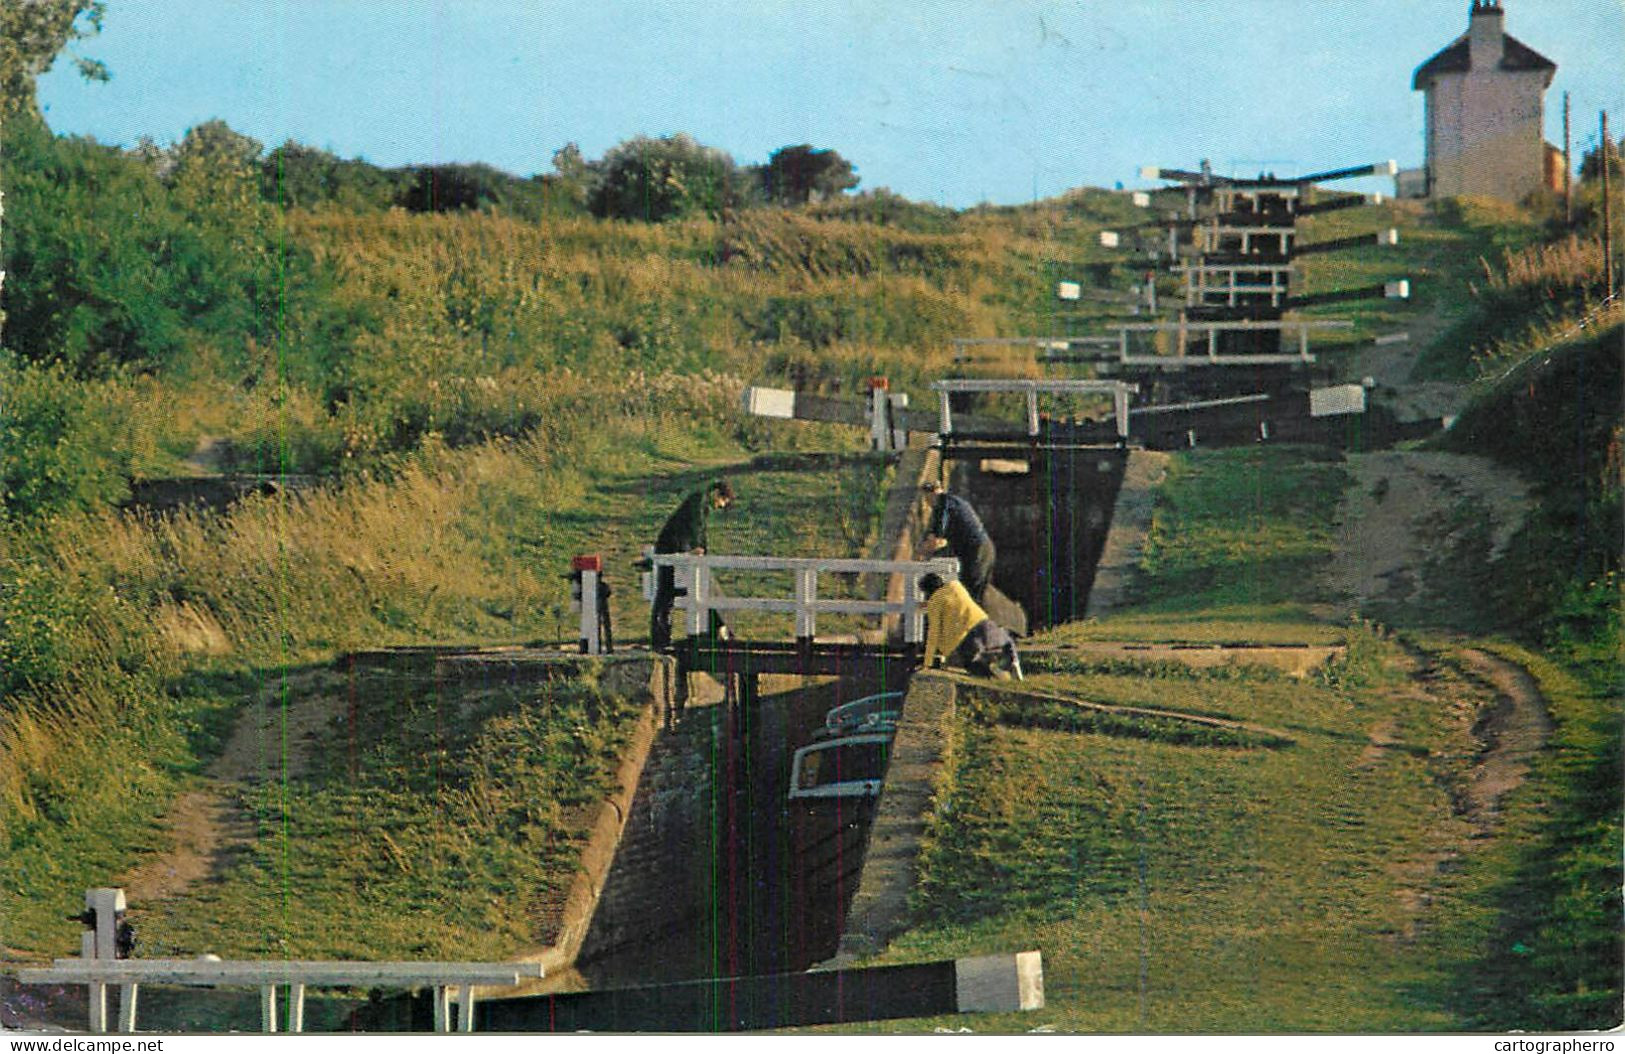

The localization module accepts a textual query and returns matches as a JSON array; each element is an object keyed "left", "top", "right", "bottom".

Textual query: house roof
[{"left": 1413, "top": 32, "right": 1557, "bottom": 89}]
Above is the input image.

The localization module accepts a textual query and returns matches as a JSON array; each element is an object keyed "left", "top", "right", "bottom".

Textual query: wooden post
[
  {"left": 88, "top": 983, "right": 107, "bottom": 1034},
  {"left": 261, "top": 985, "right": 278, "bottom": 1033},
  {"left": 574, "top": 555, "right": 603, "bottom": 656},
  {"left": 433, "top": 986, "right": 452, "bottom": 1032},
  {"left": 902, "top": 574, "right": 921, "bottom": 643},
  {"left": 1603, "top": 112, "right": 1615, "bottom": 299},
  {"left": 868, "top": 378, "right": 891, "bottom": 452},
  {"left": 117, "top": 985, "right": 138, "bottom": 1034},
  {"left": 687, "top": 562, "right": 708, "bottom": 637},
  {"left": 794, "top": 567, "right": 818, "bottom": 642},
  {"left": 85, "top": 888, "right": 124, "bottom": 1034},
  {"left": 1563, "top": 92, "right": 1573, "bottom": 225}
]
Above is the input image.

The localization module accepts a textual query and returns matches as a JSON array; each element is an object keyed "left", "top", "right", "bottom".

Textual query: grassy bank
[
  {"left": 864, "top": 420, "right": 1619, "bottom": 1030},
  {"left": 1, "top": 393, "right": 892, "bottom": 959},
  {"left": 877, "top": 630, "right": 1488, "bottom": 1032}
]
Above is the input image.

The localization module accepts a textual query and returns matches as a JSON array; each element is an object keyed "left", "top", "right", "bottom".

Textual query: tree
[
  {"left": 550, "top": 142, "right": 598, "bottom": 209},
  {"left": 589, "top": 133, "right": 742, "bottom": 222},
  {"left": 261, "top": 141, "right": 403, "bottom": 212},
  {"left": 0, "top": 0, "right": 107, "bottom": 120},
  {"left": 1578, "top": 137, "right": 1623, "bottom": 183},
  {"left": 760, "top": 144, "right": 859, "bottom": 206}
]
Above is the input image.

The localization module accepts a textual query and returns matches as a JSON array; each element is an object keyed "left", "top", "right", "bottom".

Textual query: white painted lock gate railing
[{"left": 644, "top": 551, "right": 960, "bottom": 644}]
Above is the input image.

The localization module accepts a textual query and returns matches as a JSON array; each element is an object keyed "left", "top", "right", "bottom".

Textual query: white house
[{"left": 1412, "top": 1, "right": 1557, "bottom": 202}]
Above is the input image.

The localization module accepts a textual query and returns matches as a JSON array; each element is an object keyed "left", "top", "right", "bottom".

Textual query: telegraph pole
[
  {"left": 1603, "top": 111, "right": 1615, "bottom": 299},
  {"left": 1562, "top": 92, "right": 1572, "bottom": 225}
]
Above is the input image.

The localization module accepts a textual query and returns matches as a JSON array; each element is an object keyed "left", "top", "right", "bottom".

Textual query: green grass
[
  {"left": 1130, "top": 445, "right": 1348, "bottom": 615},
  {"left": 870, "top": 633, "right": 1482, "bottom": 1032},
  {"left": 1288, "top": 197, "right": 1539, "bottom": 359},
  {"left": 0, "top": 405, "right": 893, "bottom": 962},
  {"left": 134, "top": 664, "right": 641, "bottom": 962},
  {"left": 1425, "top": 639, "right": 1624, "bottom": 1031}
]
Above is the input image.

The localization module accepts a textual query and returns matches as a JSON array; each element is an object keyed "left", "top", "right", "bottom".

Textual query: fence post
[
  {"left": 77, "top": 887, "right": 128, "bottom": 1034},
  {"left": 573, "top": 554, "right": 603, "bottom": 655},
  {"left": 795, "top": 567, "right": 818, "bottom": 643},
  {"left": 869, "top": 377, "right": 892, "bottom": 452},
  {"left": 903, "top": 575, "right": 923, "bottom": 643},
  {"left": 687, "top": 561, "right": 709, "bottom": 637}
]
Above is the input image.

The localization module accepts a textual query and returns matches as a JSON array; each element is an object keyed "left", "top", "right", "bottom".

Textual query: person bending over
[
  {"left": 918, "top": 572, "right": 1022, "bottom": 680},
  {"left": 650, "top": 479, "right": 733, "bottom": 651}
]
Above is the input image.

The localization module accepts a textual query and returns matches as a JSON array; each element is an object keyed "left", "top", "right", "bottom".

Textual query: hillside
[{"left": 1, "top": 106, "right": 1620, "bottom": 1034}]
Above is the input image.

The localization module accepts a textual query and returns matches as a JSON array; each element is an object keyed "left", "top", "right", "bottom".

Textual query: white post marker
[
  {"left": 868, "top": 377, "right": 892, "bottom": 452},
  {"left": 573, "top": 554, "right": 603, "bottom": 655},
  {"left": 742, "top": 386, "right": 796, "bottom": 419}
]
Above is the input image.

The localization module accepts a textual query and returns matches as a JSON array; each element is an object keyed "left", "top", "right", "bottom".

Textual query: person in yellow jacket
[{"left": 919, "top": 573, "right": 1022, "bottom": 680}]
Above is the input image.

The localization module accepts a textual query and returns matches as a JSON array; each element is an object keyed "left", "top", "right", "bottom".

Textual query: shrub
[
  {"left": 0, "top": 353, "right": 129, "bottom": 520},
  {"left": 589, "top": 133, "right": 743, "bottom": 222}
]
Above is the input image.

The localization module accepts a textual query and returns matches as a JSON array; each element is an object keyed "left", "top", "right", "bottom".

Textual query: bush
[
  {"left": 589, "top": 133, "right": 743, "bottom": 222},
  {"left": 0, "top": 353, "right": 129, "bottom": 520},
  {"left": 262, "top": 141, "right": 404, "bottom": 212},
  {"left": 0, "top": 120, "right": 366, "bottom": 383}
]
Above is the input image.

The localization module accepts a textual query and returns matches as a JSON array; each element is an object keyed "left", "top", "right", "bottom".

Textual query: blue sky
[{"left": 34, "top": 0, "right": 1625, "bottom": 207}]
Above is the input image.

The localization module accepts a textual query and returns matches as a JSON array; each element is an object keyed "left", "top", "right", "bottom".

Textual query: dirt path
[
  {"left": 1454, "top": 648, "right": 1554, "bottom": 826},
  {"left": 1320, "top": 450, "right": 1533, "bottom": 618},
  {"left": 1374, "top": 641, "right": 1552, "bottom": 941},
  {"left": 117, "top": 668, "right": 351, "bottom": 906},
  {"left": 1347, "top": 301, "right": 1467, "bottom": 422}
]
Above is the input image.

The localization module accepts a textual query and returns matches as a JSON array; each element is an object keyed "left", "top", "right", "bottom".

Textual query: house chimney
[{"left": 1469, "top": 1, "right": 1506, "bottom": 69}]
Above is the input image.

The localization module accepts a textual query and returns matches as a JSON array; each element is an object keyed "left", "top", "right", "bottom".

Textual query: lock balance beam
[{"left": 475, "top": 951, "right": 1043, "bottom": 1032}]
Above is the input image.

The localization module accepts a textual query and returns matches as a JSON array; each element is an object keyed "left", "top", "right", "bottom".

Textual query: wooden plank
[
  {"left": 1115, "top": 319, "right": 1352, "bottom": 332},
  {"left": 28, "top": 960, "right": 543, "bottom": 986},
  {"left": 652, "top": 554, "right": 957, "bottom": 575},
  {"left": 696, "top": 597, "right": 897, "bottom": 616},
  {"left": 930, "top": 378, "right": 1134, "bottom": 394}
]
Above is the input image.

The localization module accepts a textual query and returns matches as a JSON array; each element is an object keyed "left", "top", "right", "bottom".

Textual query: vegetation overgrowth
[
  {"left": 1, "top": 34, "right": 1619, "bottom": 1032},
  {"left": 881, "top": 182, "right": 1621, "bottom": 1031}
]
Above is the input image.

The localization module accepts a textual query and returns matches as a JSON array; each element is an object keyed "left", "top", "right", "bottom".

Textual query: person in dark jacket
[
  {"left": 650, "top": 479, "right": 734, "bottom": 651},
  {"left": 919, "top": 480, "right": 996, "bottom": 604}
]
